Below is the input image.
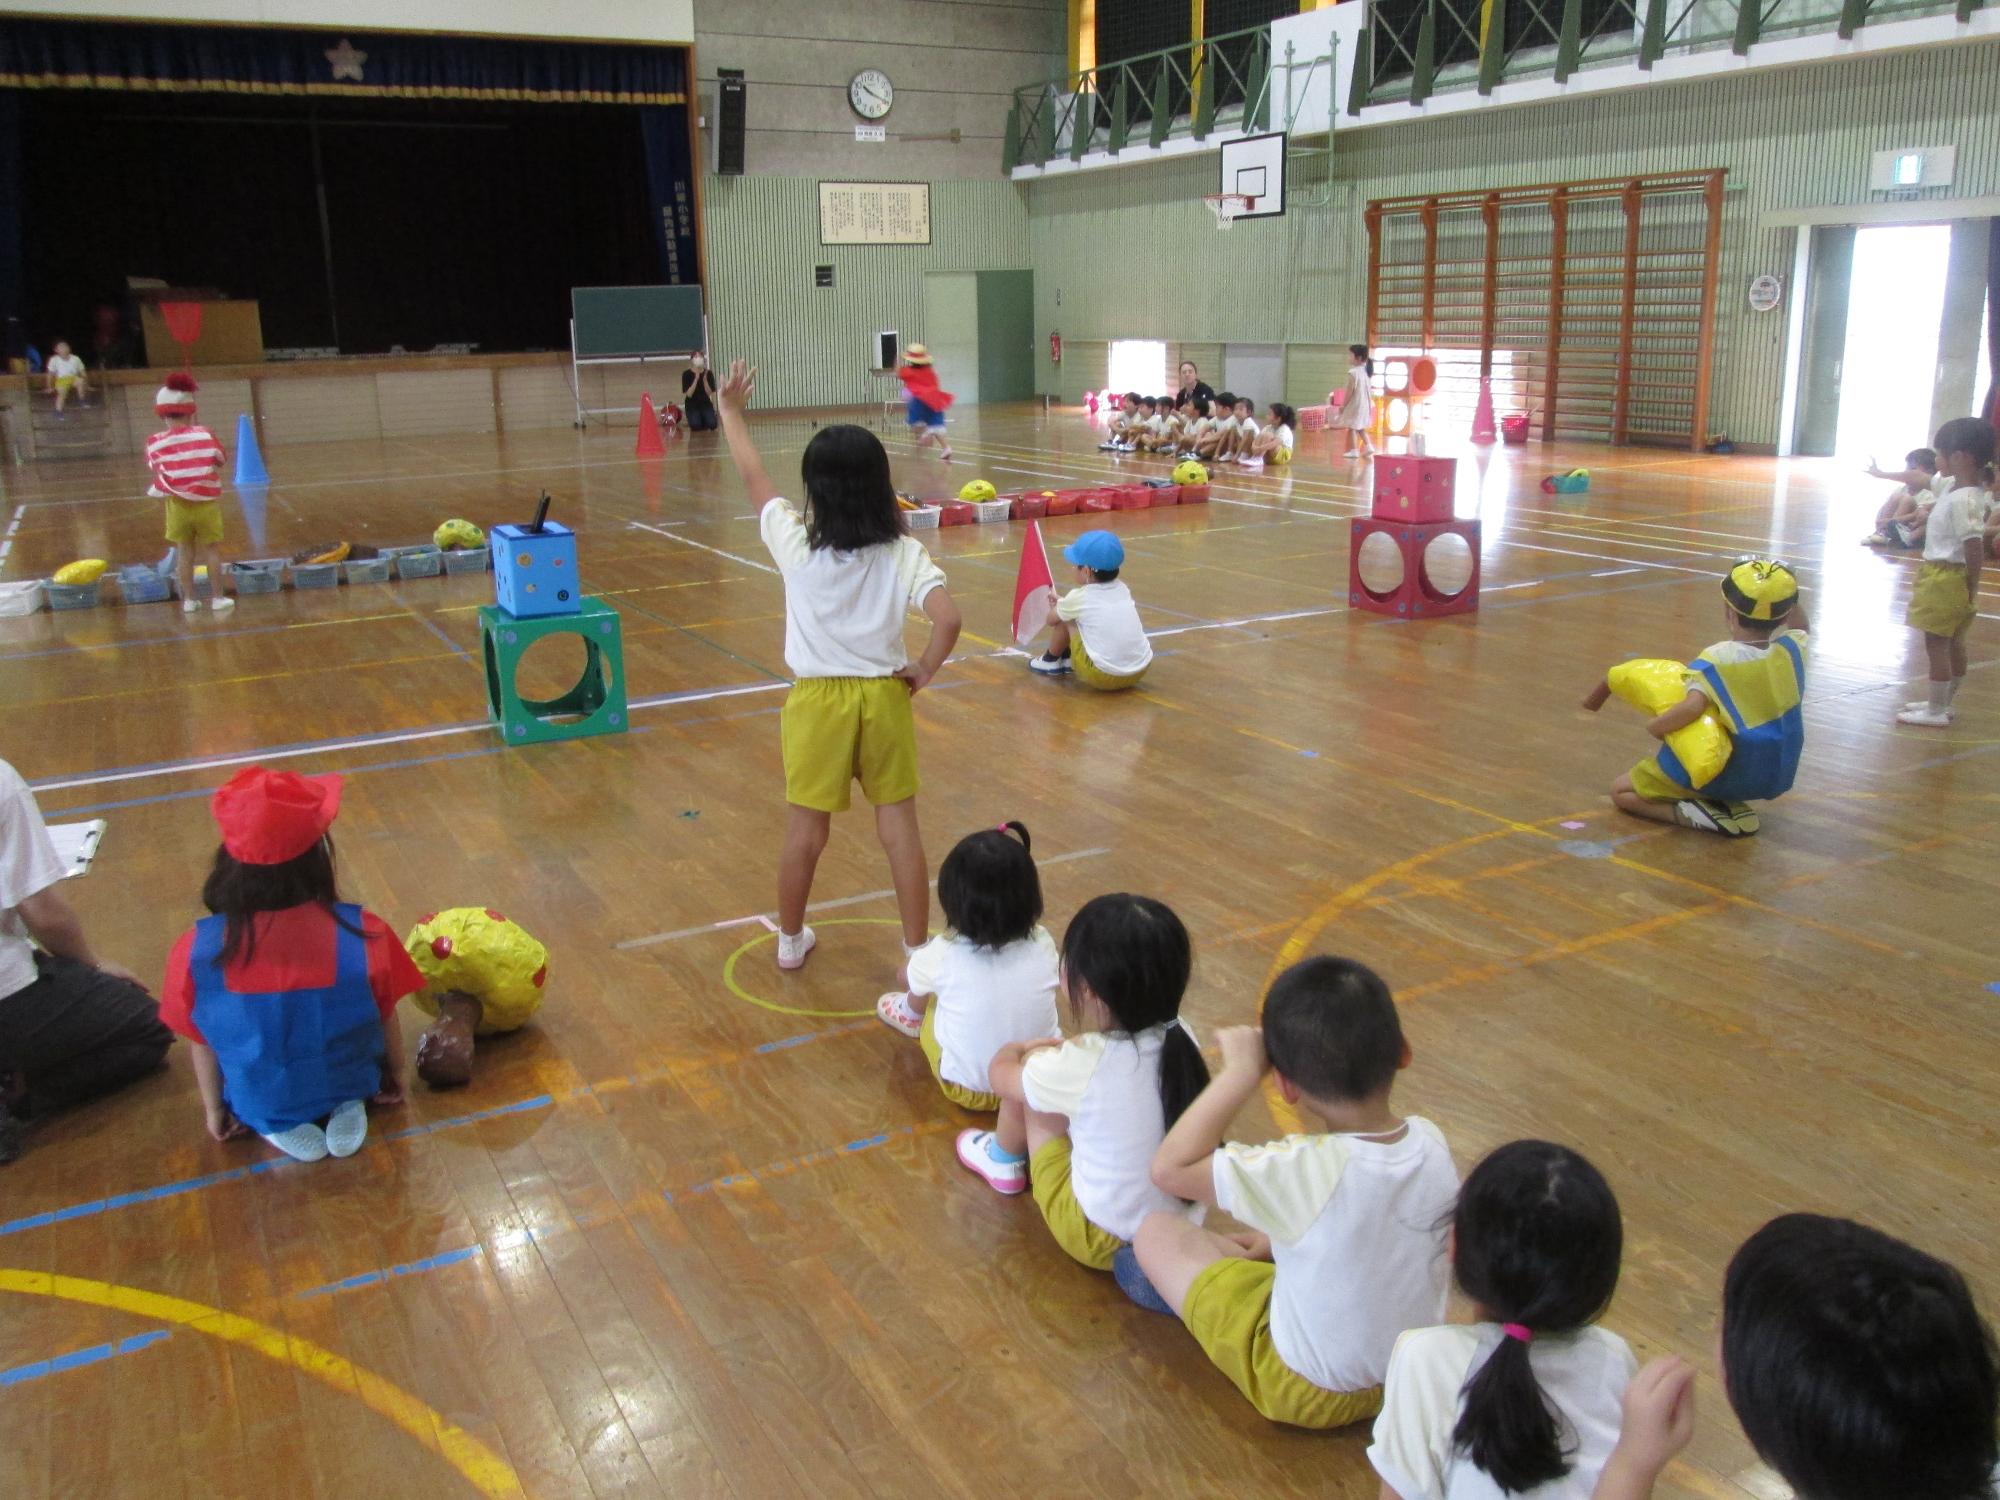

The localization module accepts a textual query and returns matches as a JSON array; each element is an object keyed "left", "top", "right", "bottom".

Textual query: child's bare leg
[
  {"left": 1923, "top": 632, "right": 1955, "bottom": 684},
  {"left": 777, "top": 805, "right": 832, "bottom": 935},
  {"left": 1133, "top": 1212, "right": 1265, "bottom": 1317},
  {"left": 1021, "top": 1105, "right": 1066, "bottom": 1158},
  {"left": 873, "top": 797, "right": 929, "bottom": 951},
  {"left": 1610, "top": 772, "right": 1681, "bottom": 826},
  {"left": 204, "top": 544, "right": 230, "bottom": 597},
  {"left": 1044, "top": 620, "right": 1072, "bottom": 657},
  {"left": 995, "top": 1095, "right": 1028, "bottom": 1156},
  {"left": 1949, "top": 624, "right": 1970, "bottom": 683},
  {"left": 174, "top": 543, "right": 195, "bottom": 604}
]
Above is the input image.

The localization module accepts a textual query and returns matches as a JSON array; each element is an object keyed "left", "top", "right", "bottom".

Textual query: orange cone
[{"left": 635, "top": 393, "right": 665, "bottom": 457}]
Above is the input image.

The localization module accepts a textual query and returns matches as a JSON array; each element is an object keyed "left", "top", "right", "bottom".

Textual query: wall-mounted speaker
[{"left": 717, "top": 69, "right": 746, "bottom": 177}]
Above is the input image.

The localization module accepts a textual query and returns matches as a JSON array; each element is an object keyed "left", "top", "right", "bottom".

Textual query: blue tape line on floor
[{"left": 0, "top": 1328, "right": 172, "bottom": 1387}]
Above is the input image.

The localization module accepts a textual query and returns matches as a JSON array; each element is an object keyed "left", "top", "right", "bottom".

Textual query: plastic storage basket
[
  {"left": 229, "top": 560, "right": 287, "bottom": 595},
  {"left": 903, "top": 506, "right": 941, "bottom": 531},
  {"left": 46, "top": 581, "right": 101, "bottom": 611},
  {"left": 393, "top": 546, "right": 444, "bottom": 579},
  {"left": 0, "top": 580, "right": 44, "bottom": 616},
  {"left": 117, "top": 568, "right": 173, "bottom": 605},
  {"left": 441, "top": 546, "right": 490, "bottom": 575},
  {"left": 343, "top": 556, "right": 393, "bottom": 585},
  {"left": 971, "top": 499, "right": 1012, "bottom": 524},
  {"left": 292, "top": 562, "right": 340, "bottom": 589}
]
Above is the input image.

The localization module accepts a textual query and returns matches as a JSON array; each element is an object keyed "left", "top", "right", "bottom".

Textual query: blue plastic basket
[
  {"left": 343, "top": 557, "right": 393, "bottom": 585},
  {"left": 441, "top": 546, "right": 490, "bottom": 575},
  {"left": 394, "top": 546, "right": 444, "bottom": 579},
  {"left": 292, "top": 562, "right": 340, "bottom": 590},
  {"left": 117, "top": 568, "right": 173, "bottom": 605},
  {"left": 229, "top": 560, "right": 287, "bottom": 595},
  {"left": 46, "top": 581, "right": 101, "bottom": 611}
]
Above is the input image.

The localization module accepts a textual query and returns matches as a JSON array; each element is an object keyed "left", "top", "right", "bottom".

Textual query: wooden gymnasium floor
[{"left": 0, "top": 405, "right": 1994, "bottom": 1500}]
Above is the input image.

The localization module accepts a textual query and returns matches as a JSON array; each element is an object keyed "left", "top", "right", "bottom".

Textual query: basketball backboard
[{"left": 1219, "top": 132, "right": 1287, "bottom": 220}]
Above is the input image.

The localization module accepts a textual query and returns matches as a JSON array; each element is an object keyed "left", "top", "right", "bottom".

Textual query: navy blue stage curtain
[
  {"left": 0, "top": 18, "right": 685, "bottom": 105},
  {"left": 639, "top": 106, "right": 700, "bottom": 287}
]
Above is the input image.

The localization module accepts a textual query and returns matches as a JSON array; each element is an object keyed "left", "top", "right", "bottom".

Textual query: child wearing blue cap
[{"left": 1029, "top": 530, "right": 1154, "bottom": 690}]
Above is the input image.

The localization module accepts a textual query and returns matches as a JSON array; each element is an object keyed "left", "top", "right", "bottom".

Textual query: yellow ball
[
  {"left": 957, "top": 479, "right": 997, "bottom": 504},
  {"left": 1172, "top": 459, "right": 1209, "bottom": 486},
  {"left": 52, "top": 559, "right": 107, "bottom": 586},
  {"left": 434, "top": 518, "right": 486, "bottom": 552},
  {"left": 404, "top": 907, "right": 548, "bottom": 1034}
]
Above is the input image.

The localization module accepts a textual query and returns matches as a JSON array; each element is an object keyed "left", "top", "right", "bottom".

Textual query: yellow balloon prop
[
  {"left": 53, "top": 559, "right": 108, "bottom": 586},
  {"left": 1607, "top": 659, "right": 1731, "bottom": 789},
  {"left": 434, "top": 519, "right": 486, "bottom": 551},
  {"left": 405, "top": 908, "right": 548, "bottom": 1034},
  {"left": 1173, "top": 459, "right": 1209, "bottom": 486},
  {"left": 957, "top": 479, "right": 997, "bottom": 504}
]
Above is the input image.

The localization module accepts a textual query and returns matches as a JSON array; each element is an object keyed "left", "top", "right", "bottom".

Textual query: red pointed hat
[{"left": 211, "top": 767, "right": 342, "bottom": 865}]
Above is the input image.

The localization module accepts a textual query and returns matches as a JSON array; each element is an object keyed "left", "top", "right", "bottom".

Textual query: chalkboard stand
[{"left": 569, "top": 284, "right": 710, "bottom": 429}]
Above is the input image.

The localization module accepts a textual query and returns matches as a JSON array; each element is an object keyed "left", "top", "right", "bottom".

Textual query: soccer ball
[{"left": 1172, "top": 459, "right": 1209, "bottom": 486}]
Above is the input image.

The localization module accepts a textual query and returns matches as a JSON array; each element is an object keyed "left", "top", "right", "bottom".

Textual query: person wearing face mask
[{"left": 681, "top": 351, "right": 719, "bottom": 432}]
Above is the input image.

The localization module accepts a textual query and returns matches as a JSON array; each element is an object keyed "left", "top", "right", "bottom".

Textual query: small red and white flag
[{"left": 1012, "top": 521, "right": 1057, "bottom": 647}]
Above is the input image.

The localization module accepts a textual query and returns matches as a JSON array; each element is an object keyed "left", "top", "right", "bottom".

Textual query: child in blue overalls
[{"left": 159, "top": 767, "right": 421, "bottom": 1161}]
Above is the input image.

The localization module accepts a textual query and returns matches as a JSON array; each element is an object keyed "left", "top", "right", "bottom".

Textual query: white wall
[{"left": 1, "top": 0, "right": 695, "bottom": 44}]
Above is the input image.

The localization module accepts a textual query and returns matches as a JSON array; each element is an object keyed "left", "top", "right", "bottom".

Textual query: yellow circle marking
[
  {"left": 723, "top": 918, "right": 905, "bottom": 1017},
  {"left": 0, "top": 1269, "right": 523, "bottom": 1499}
]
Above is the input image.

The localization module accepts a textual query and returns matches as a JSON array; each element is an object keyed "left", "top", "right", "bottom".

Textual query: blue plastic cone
[{"left": 233, "top": 412, "right": 268, "bottom": 486}]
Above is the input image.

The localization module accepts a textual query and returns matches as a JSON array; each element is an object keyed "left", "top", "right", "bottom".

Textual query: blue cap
[{"left": 1063, "top": 530, "right": 1126, "bottom": 571}]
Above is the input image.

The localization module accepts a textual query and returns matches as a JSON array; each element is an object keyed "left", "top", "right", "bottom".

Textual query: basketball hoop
[{"left": 1202, "top": 193, "right": 1254, "bottom": 230}]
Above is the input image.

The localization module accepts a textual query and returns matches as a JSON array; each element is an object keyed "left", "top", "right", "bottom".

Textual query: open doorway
[
  {"left": 1831, "top": 225, "right": 1953, "bottom": 462},
  {"left": 1108, "top": 339, "right": 1167, "bottom": 396}
]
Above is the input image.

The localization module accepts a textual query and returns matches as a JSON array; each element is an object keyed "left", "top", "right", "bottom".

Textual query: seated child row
[
  {"left": 1100, "top": 391, "right": 1297, "bottom": 469},
  {"left": 876, "top": 821, "right": 2000, "bottom": 1500}
]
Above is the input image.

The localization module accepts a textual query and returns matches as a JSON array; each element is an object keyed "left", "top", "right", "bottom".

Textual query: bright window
[{"left": 1108, "top": 339, "right": 1168, "bottom": 398}]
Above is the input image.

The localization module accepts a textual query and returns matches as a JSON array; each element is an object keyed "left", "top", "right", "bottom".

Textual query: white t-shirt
[
  {"left": 0, "top": 759, "right": 67, "bottom": 1001},
  {"left": 761, "top": 498, "right": 946, "bottom": 678},
  {"left": 1923, "top": 482, "right": 1992, "bottom": 564},
  {"left": 1274, "top": 423, "right": 1296, "bottom": 452},
  {"left": 47, "top": 353, "right": 84, "bottom": 379},
  {"left": 1369, "top": 1323, "right": 1638, "bottom": 1500},
  {"left": 1055, "top": 580, "right": 1153, "bottom": 677},
  {"left": 905, "top": 927, "right": 1061, "bottom": 1094},
  {"left": 1021, "top": 1025, "right": 1190, "bottom": 1240},
  {"left": 1213, "top": 1119, "right": 1460, "bottom": 1392}
]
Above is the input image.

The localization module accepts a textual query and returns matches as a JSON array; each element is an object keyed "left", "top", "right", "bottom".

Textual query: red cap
[{"left": 211, "top": 767, "right": 342, "bottom": 865}]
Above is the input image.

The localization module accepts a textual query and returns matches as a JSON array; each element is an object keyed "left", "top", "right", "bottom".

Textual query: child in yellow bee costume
[
  {"left": 1583, "top": 558, "right": 1809, "bottom": 838},
  {"left": 404, "top": 908, "right": 547, "bottom": 1088}
]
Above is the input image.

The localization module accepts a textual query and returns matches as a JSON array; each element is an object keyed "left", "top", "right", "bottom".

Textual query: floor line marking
[
  {"left": 627, "top": 518, "right": 778, "bottom": 575},
  {"left": 0, "top": 1270, "right": 525, "bottom": 1498},
  {"left": 0, "top": 1327, "right": 172, "bottom": 1387}
]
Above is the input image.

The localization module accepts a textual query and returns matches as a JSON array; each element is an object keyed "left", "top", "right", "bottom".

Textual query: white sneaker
[
  {"left": 181, "top": 598, "right": 201, "bottom": 614},
  {"left": 776, "top": 925, "right": 816, "bottom": 971},
  {"left": 261, "top": 1122, "right": 330, "bottom": 1162},
  {"left": 955, "top": 1129, "right": 1028, "bottom": 1195},
  {"left": 1029, "top": 652, "right": 1072, "bottom": 676},
  {"left": 324, "top": 1099, "right": 367, "bottom": 1158},
  {"left": 210, "top": 595, "right": 235, "bottom": 612},
  {"left": 1903, "top": 699, "right": 1955, "bottom": 719},
  {"left": 876, "top": 991, "right": 924, "bottom": 1037},
  {"left": 1239, "top": 456, "right": 1264, "bottom": 469},
  {"left": 1896, "top": 706, "right": 1953, "bottom": 727}
]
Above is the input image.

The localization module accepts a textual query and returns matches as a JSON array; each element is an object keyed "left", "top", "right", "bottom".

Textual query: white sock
[
  {"left": 1946, "top": 676, "right": 1962, "bottom": 705},
  {"left": 1929, "top": 681, "right": 1951, "bottom": 713}
]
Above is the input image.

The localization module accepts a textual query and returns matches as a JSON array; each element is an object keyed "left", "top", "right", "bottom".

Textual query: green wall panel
[
  {"left": 701, "top": 176, "right": 1032, "bottom": 410},
  {"left": 1027, "top": 39, "right": 2000, "bottom": 446}
]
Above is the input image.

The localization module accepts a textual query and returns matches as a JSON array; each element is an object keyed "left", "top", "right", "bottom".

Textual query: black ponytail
[
  {"left": 1450, "top": 1141, "right": 1623, "bottom": 1493},
  {"left": 1350, "top": 342, "right": 1375, "bottom": 378},
  {"left": 201, "top": 836, "right": 361, "bottom": 966},
  {"left": 1060, "top": 893, "right": 1209, "bottom": 1128}
]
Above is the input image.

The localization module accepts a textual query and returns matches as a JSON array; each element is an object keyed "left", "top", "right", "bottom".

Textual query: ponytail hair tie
[{"left": 1501, "top": 1323, "right": 1534, "bottom": 1344}]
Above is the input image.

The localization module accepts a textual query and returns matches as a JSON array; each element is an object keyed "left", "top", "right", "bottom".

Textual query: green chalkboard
[{"left": 571, "top": 285, "right": 706, "bottom": 359}]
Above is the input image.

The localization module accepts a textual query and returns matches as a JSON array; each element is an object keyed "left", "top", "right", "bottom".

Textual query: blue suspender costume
[
  {"left": 1670, "top": 634, "right": 1806, "bottom": 803},
  {"left": 189, "top": 903, "right": 384, "bottom": 1134}
]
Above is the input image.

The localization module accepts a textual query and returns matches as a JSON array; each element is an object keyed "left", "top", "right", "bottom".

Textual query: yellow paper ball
[
  {"left": 957, "top": 479, "right": 997, "bottom": 504},
  {"left": 434, "top": 519, "right": 486, "bottom": 552},
  {"left": 1172, "top": 459, "right": 1209, "bottom": 486},
  {"left": 52, "top": 559, "right": 107, "bottom": 585}
]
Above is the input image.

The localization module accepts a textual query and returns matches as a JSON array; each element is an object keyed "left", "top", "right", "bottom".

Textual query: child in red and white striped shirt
[{"left": 145, "top": 374, "right": 232, "bottom": 613}]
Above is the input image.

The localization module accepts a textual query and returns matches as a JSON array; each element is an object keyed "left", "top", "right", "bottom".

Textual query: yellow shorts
[
  {"left": 1274, "top": 446, "right": 1293, "bottom": 465},
  {"left": 780, "top": 677, "right": 919, "bottom": 813},
  {"left": 1029, "top": 1136, "right": 1122, "bottom": 1270},
  {"left": 1626, "top": 753, "right": 1693, "bottom": 804},
  {"left": 164, "top": 498, "right": 224, "bottom": 546},
  {"left": 1182, "top": 1257, "right": 1383, "bottom": 1429},
  {"left": 919, "top": 1003, "right": 999, "bottom": 1111},
  {"left": 54, "top": 375, "right": 78, "bottom": 393},
  {"left": 1907, "top": 561, "right": 1975, "bottom": 637},
  {"left": 1072, "top": 635, "right": 1146, "bottom": 693}
]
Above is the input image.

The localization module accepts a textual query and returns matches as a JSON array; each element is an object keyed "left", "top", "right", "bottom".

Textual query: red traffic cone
[
  {"left": 635, "top": 393, "right": 666, "bottom": 457},
  {"left": 1469, "top": 377, "right": 1497, "bottom": 445}
]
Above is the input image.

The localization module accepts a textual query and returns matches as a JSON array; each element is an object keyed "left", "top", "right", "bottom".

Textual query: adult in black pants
[
  {"left": 1175, "top": 359, "right": 1216, "bottom": 410},
  {"left": 0, "top": 758, "right": 171, "bottom": 1162},
  {"left": 681, "top": 353, "right": 719, "bottom": 432}
]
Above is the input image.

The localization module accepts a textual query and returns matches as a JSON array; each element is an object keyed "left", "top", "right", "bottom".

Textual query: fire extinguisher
[{"left": 1049, "top": 331, "right": 1062, "bottom": 365}]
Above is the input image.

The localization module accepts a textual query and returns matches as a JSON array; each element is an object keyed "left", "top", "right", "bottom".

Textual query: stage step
[{"left": 26, "top": 394, "right": 114, "bottom": 459}]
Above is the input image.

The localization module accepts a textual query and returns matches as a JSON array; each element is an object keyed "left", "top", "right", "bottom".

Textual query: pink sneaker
[
  {"left": 955, "top": 1129, "right": 1028, "bottom": 1195},
  {"left": 876, "top": 991, "right": 924, "bottom": 1037}
]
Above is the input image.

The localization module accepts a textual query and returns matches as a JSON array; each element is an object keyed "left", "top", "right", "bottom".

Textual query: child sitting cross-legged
[
  {"left": 1134, "top": 956, "right": 1460, "bottom": 1429},
  {"left": 1027, "top": 530, "right": 1154, "bottom": 691},
  {"left": 875, "top": 821, "right": 1060, "bottom": 1110}
]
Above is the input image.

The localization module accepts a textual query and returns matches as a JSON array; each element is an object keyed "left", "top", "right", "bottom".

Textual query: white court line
[
  {"left": 614, "top": 846, "right": 1114, "bottom": 951},
  {"left": 1591, "top": 568, "right": 1644, "bottom": 578},
  {"left": 628, "top": 518, "right": 778, "bottom": 574},
  {"left": 0, "top": 503, "right": 21, "bottom": 572}
]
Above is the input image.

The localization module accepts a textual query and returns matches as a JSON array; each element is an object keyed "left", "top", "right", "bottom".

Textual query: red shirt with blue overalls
[{"left": 159, "top": 904, "right": 423, "bottom": 1134}]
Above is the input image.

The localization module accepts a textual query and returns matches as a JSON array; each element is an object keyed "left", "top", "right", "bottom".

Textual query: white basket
[
  {"left": 904, "top": 506, "right": 941, "bottom": 530},
  {"left": 971, "top": 499, "right": 1013, "bottom": 524},
  {"left": 0, "top": 580, "right": 44, "bottom": 616}
]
